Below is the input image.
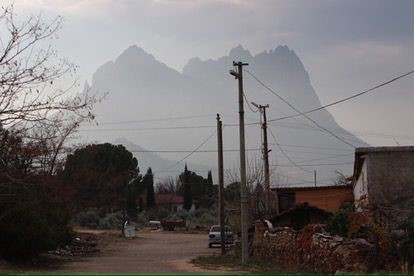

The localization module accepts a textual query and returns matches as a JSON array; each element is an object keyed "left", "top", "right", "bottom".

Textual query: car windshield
[{"left": 211, "top": 226, "right": 231, "bottom": 232}]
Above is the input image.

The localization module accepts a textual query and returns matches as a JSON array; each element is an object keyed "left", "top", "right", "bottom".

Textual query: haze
[{"left": 9, "top": 0, "right": 414, "bottom": 183}]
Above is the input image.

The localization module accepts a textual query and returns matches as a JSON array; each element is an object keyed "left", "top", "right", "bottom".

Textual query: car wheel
[{"left": 208, "top": 243, "right": 212, "bottom": 248}]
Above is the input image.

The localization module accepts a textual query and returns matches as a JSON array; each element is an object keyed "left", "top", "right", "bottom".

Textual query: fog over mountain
[{"left": 80, "top": 45, "right": 368, "bottom": 185}]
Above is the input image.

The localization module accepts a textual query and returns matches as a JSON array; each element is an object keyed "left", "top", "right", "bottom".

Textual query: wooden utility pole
[
  {"left": 314, "top": 170, "right": 317, "bottom": 187},
  {"left": 261, "top": 105, "right": 270, "bottom": 217},
  {"left": 252, "top": 102, "right": 271, "bottom": 217},
  {"left": 229, "top": 61, "right": 249, "bottom": 263},
  {"left": 262, "top": 106, "right": 271, "bottom": 218},
  {"left": 216, "top": 114, "right": 226, "bottom": 255}
]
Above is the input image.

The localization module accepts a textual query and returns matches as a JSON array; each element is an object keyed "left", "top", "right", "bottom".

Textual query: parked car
[{"left": 208, "top": 225, "right": 234, "bottom": 248}]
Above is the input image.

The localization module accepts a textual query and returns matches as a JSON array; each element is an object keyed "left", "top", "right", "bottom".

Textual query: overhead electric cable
[
  {"left": 272, "top": 162, "right": 353, "bottom": 167},
  {"left": 244, "top": 69, "right": 356, "bottom": 148},
  {"left": 130, "top": 148, "right": 261, "bottom": 153},
  {"left": 261, "top": 69, "right": 414, "bottom": 122},
  {"left": 79, "top": 125, "right": 216, "bottom": 132},
  {"left": 157, "top": 129, "right": 217, "bottom": 173},
  {"left": 243, "top": 89, "right": 259, "bottom": 113},
  {"left": 94, "top": 114, "right": 216, "bottom": 125},
  {"left": 268, "top": 127, "right": 312, "bottom": 173}
]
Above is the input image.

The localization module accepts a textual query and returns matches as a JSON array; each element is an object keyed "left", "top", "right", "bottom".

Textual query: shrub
[
  {"left": 0, "top": 200, "right": 72, "bottom": 260},
  {"left": 71, "top": 209, "right": 125, "bottom": 229},
  {"left": 98, "top": 211, "right": 124, "bottom": 229},
  {"left": 326, "top": 202, "right": 354, "bottom": 236}
]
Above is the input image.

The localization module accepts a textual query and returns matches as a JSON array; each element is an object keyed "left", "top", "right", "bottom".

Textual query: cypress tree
[
  {"left": 144, "top": 167, "right": 156, "bottom": 208},
  {"left": 207, "top": 170, "right": 213, "bottom": 187},
  {"left": 183, "top": 164, "right": 192, "bottom": 210}
]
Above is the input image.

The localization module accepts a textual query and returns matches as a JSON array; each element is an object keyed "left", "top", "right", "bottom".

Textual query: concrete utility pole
[
  {"left": 252, "top": 102, "right": 271, "bottom": 218},
  {"left": 216, "top": 114, "right": 226, "bottom": 255},
  {"left": 229, "top": 61, "right": 249, "bottom": 263}
]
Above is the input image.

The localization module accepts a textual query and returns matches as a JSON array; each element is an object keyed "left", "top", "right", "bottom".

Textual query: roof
[
  {"left": 270, "top": 203, "right": 332, "bottom": 229},
  {"left": 276, "top": 203, "right": 332, "bottom": 217},
  {"left": 356, "top": 146, "right": 414, "bottom": 154},
  {"left": 353, "top": 146, "right": 414, "bottom": 181},
  {"left": 156, "top": 194, "right": 184, "bottom": 205},
  {"left": 272, "top": 184, "right": 352, "bottom": 192}
]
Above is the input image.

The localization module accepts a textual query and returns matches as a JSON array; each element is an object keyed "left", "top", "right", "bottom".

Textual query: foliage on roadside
[
  {"left": 71, "top": 209, "right": 124, "bottom": 230},
  {"left": 192, "top": 254, "right": 290, "bottom": 274},
  {"left": 390, "top": 209, "right": 414, "bottom": 270},
  {"left": 326, "top": 202, "right": 354, "bottom": 237}
]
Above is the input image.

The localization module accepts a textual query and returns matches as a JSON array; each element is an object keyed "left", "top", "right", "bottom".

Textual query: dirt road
[{"left": 0, "top": 231, "right": 242, "bottom": 274}]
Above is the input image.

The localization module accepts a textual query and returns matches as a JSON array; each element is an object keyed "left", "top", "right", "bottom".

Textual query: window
[{"left": 279, "top": 192, "right": 296, "bottom": 212}]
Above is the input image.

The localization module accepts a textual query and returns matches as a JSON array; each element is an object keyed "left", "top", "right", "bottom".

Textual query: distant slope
[
  {"left": 82, "top": 44, "right": 368, "bottom": 186},
  {"left": 112, "top": 138, "right": 212, "bottom": 181}
]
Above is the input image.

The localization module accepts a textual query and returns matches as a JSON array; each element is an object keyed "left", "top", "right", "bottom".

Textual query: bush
[
  {"left": 98, "top": 211, "right": 124, "bottom": 229},
  {"left": 72, "top": 209, "right": 124, "bottom": 229},
  {"left": 71, "top": 209, "right": 101, "bottom": 228},
  {"left": 326, "top": 202, "right": 354, "bottom": 236},
  {"left": 0, "top": 200, "right": 72, "bottom": 260},
  {"left": 391, "top": 210, "right": 414, "bottom": 269}
]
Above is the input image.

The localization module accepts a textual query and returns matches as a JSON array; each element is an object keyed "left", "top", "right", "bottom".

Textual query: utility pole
[
  {"left": 252, "top": 102, "right": 271, "bottom": 218},
  {"left": 216, "top": 114, "right": 226, "bottom": 255},
  {"left": 229, "top": 61, "right": 249, "bottom": 263},
  {"left": 314, "top": 170, "right": 317, "bottom": 187}
]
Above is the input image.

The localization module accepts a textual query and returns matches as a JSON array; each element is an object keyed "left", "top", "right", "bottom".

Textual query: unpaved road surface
[{"left": 0, "top": 231, "right": 243, "bottom": 274}]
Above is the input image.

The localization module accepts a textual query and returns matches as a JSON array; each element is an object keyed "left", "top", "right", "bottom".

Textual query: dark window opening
[{"left": 279, "top": 192, "right": 296, "bottom": 212}]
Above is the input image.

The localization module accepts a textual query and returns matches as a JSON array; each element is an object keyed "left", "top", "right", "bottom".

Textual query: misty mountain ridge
[
  {"left": 112, "top": 138, "right": 212, "bottom": 180},
  {"left": 82, "top": 44, "right": 368, "bottom": 185}
]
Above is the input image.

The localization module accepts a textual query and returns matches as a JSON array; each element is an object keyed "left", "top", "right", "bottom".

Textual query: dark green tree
[
  {"left": 177, "top": 168, "right": 216, "bottom": 208},
  {"left": 144, "top": 167, "right": 156, "bottom": 208},
  {"left": 207, "top": 170, "right": 213, "bottom": 186},
  {"left": 182, "top": 164, "right": 193, "bottom": 210},
  {"left": 0, "top": 128, "right": 72, "bottom": 260},
  {"left": 61, "top": 143, "right": 140, "bottom": 212},
  {"left": 126, "top": 176, "right": 144, "bottom": 218}
]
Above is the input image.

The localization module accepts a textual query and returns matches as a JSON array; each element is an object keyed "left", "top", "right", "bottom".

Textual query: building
[
  {"left": 353, "top": 146, "right": 414, "bottom": 226},
  {"left": 155, "top": 194, "right": 185, "bottom": 212},
  {"left": 270, "top": 203, "right": 332, "bottom": 230},
  {"left": 272, "top": 184, "right": 354, "bottom": 213}
]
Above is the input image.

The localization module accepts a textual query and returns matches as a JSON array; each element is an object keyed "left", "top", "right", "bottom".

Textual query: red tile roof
[{"left": 156, "top": 194, "right": 184, "bottom": 205}]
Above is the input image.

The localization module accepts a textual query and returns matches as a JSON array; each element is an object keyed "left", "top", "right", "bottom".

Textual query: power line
[
  {"left": 267, "top": 69, "right": 414, "bottom": 122},
  {"left": 130, "top": 148, "right": 261, "bottom": 153},
  {"left": 275, "top": 143, "right": 350, "bottom": 152},
  {"left": 268, "top": 127, "right": 312, "bottom": 173},
  {"left": 283, "top": 153, "right": 352, "bottom": 165},
  {"left": 243, "top": 89, "right": 259, "bottom": 113},
  {"left": 272, "top": 162, "right": 353, "bottom": 167},
  {"left": 79, "top": 118, "right": 414, "bottom": 142},
  {"left": 79, "top": 125, "right": 216, "bottom": 132},
  {"left": 244, "top": 69, "right": 356, "bottom": 148},
  {"left": 157, "top": 129, "right": 217, "bottom": 173},
  {"left": 93, "top": 114, "right": 216, "bottom": 125}
]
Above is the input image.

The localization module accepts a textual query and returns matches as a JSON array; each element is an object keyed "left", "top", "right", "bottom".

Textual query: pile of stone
[
  {"left": 253, "top": 220, "right": 376, "bottom": 273},
  {"left": 49, "top": 233, "right": 99, "bottom": 257}
]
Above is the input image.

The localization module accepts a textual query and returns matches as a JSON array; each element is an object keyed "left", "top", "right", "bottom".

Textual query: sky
[{"left": 9, "top": 0, "right": 414, "bottom": 146}]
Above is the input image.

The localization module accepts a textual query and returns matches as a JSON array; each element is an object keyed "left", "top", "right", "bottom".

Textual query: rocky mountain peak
[{"left": 229, "top": 44, "right": 252, "bottom": 60}]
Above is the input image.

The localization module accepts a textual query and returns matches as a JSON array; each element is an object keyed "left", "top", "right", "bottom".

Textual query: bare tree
[
  {"left": 0, "top": 4, "right": 101, "bottom": 178},
  {"left": 156, "top": 176, "right": 179, "bottom": 194},
  {"left": 225, "top": 155, "right": 277, "bottom": 219},
  {"left": 0, "top": 4, "right": 97, "bottom": 129},
  {"left": 225, "top": 155, "right": 275, "bottom": 194},
  {"left": 334, "top": 170, "right": 351, "bottom": 186}
]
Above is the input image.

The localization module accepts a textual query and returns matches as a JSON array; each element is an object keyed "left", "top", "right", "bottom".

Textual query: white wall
[{"left": 354, "top": 159, "right": 369, "bottom": 211}]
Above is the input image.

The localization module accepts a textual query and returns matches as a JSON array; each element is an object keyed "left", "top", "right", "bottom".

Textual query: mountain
[
  {"left": 82, "top": 44, "right": 368, "bottom": 186},
  {"left": 112, "top": 138, "right": 212, "bottom": 180}
]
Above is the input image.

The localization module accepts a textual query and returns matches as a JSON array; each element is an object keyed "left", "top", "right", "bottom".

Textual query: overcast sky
[{"left": 11, "top": 0, "right": 414, "bottom": 146}]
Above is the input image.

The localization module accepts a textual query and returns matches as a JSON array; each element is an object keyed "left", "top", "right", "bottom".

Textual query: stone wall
[{"left": 253, "top": 221, "right": 376, "bottom": 273}]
